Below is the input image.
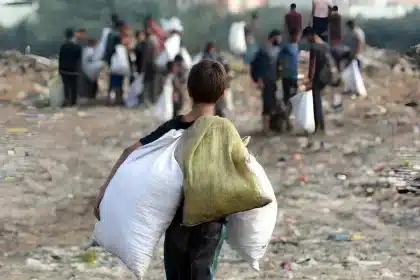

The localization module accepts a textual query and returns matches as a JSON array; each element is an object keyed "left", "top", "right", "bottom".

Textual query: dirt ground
[{"left": 1, "top": 71, "right": 420, "bottom": 280}]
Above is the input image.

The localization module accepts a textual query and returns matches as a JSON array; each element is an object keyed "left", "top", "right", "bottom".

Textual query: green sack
[{"left": 176, "top": 116, "right": 271, "bottom": 226}]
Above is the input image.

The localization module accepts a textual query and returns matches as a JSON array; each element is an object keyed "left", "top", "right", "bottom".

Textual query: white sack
[
  {"left": 110, "top": 45, "right": 130, "bottom": 76},
  {"left": 224, "top": 87, "right": 234, "bottom": 112},
  {"left": 49, "top": 74, "right": 64, "bottom": 108},
  {"left": 125, "top": 73, "right": 144, "bottom": 108},
  {"left": 227, "top": 154, "right": 277, "bottom": 271},
  {"left": 161, "top": 17, "right": 183, "bottom": 33},
  {"left": 93, "top": 129, "right": 184, "bottom": 279},
  {"left": 192, "top": 53, "right": 202, "bottom": 66},
  {"left": 341, "top": 60, "right": 367, "bottom": 97},
  {"left": 154, "top": 75, "right": 174, "bottom": 122},
  {"left": 95, "top": 27, "right": 111, "bottom": 61},
  {"left": 229, "top": 21, "right": 247, "bottom": 55},
  {"left": 165, "top": 34, "right": 181, "bottom": 61},
  {"left": 180, "top": 47, "right": 192, "bottom": 70},
  {"left": 82, "top": 47, "right": 104, "bottom": 81},
  {"left": 290, "top": 90, "right": 315, "bottom": 134},
  {"left": 155, "top": 34, "right": 182, "bottom": 69}
]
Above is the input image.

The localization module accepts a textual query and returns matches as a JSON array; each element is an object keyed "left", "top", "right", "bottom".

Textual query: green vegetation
[{"left": 0, "top": 1, "right": 419, "bottom": 56}]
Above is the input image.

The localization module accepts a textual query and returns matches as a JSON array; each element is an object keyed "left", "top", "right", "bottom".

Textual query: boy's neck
[{"left": 183, "top": 104, "right": 215, "bottom": 122}]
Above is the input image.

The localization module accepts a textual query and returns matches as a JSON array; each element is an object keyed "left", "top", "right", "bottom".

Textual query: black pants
[
  {"left": 262, "top": 80, "right": 277, "bottom": 116},
  {"left": 60, "top": 73, "right": 78, "bottom": 106},
  {"left": 312, "top": 84, "right": 325, "bottom": 131},
  {"left": 282, "top": 78, "right": 298, "bottom": 104},
  {"left": 313, "top": 16, "right": 329, "bottom": 42},
  {"left": 164, "top": 208, "right": 225, "bottom": 280},
  {"left": 143, "top": 74, "right": 160, "bottom": 105},
  {"left": 87, "top": 80, "right": 98, "bottom": 100}
]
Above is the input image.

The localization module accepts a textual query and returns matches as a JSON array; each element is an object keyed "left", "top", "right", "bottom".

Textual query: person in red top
[{"left": 284, "top": 3, "right": 302, "bottom": 41}]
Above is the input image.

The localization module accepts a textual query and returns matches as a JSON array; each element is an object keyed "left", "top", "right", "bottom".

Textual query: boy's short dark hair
[
  {"left": 291, "top": 3, "right": 296, "bottom": 9},
  {"left": 187, "top": 60, "right": 227, "bottom": 104},
  {"left": 251, "top": 12, "right": 258, "bottom": 20},
  {"left": 332, "top": 5, "right": 338, "bottom": 11},
  {"left": 302, "top": 26, "right": 315, "bottom": 37},
  {"left": 346, "top": 19, "right": 355, "bottom": 29},
  {"left": 65, "top": 28, "right": 74, "bottom": 39}
]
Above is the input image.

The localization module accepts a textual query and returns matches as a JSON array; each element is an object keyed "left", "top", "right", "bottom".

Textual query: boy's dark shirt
[
  {"left": 59, "top": 40, "right": 82, "bottom": 75},
  {"left": 134, "top": 41, "right": 145, "bottom": 73}
]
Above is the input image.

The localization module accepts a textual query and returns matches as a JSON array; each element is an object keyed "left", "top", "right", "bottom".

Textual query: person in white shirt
[
  {"left": 312, "top": 0, "right": 333, "bottom": 42},
  {"left": 346, "top": 19, "right": 365, "bottom": 69}
]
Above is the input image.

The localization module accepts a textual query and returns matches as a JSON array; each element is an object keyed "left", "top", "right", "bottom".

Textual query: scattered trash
[
  {"left": 335, "top": 173, "right": 348, "bottom": 181},
  {"left": 77, "top": 250, "right": 97, "bottom": 267},
  {"left": 328, "top": 232, "right": 364, "bottom": 241},
  {"left": 280, "top": 262, "right": 292, "bottom": 271},
  {"left": 6, "top": 127, "right": 28, "bottom": 134}
]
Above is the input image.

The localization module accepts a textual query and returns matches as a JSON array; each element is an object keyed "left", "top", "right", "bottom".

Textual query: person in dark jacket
[
  {"left": 58, "top": 28, "right": 82, "bottom": 107},
  {"left": 134, "top": 30, "right": 145, "bottom": 74},
  {"left": 302, "top": 26, "right": 329, "bottom": 133},
  {"left": 250, "top": 29, "right": 282, "bottom": 133}
]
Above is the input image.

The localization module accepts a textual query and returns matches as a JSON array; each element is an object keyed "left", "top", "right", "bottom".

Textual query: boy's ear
[{"left": 242, "top": 136, "right": 251, "bottom": 146}]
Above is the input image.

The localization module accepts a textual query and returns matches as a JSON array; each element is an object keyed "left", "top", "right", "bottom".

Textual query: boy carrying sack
[{"left": 94, "top": 60, "right": 270, "bottom": 280}]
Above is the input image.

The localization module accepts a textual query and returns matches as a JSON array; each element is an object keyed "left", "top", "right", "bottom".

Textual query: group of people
[
  {"left": 248, "top": 1, "right": 366, "bottom": 134},
  {"left": 89, "top": 2, "right": 370, "bottom": 280}
]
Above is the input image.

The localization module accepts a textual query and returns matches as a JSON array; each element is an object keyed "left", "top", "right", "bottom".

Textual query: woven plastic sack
[
  {"left": 176, "top": 116, "right": 272, "bottom": 226},
  {"left": 227, "top": 153, "right": 278, "bottom": 271},
  {"left": 49, "top": 74, "right": 64, "bottom": 108},
  {"left": 93, "top": 129, "right": 184, "bottom": 279},
  {"left": 110, "top": 45, "right": 130, "bottom": 76},
  {"left": 290, "top": 90, "right": 315, "bottom": 134},
  {"left": 229, "top": 21, "right": 247, "bottom": 55}
]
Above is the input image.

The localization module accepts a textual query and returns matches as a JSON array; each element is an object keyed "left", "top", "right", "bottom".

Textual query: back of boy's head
[
  {"left": 187, "top": 60, "right": 227, "bottom": 104},
  {"left": 87, "top": 38, "right": 97, "bottom": 46},
  {"left": 332, "top": 5, "right": 338, "bottom": 12}
]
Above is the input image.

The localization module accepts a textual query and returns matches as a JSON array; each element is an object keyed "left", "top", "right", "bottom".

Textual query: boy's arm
[{"left": 94, "top": 141, "right": 142, "bottom": 220}]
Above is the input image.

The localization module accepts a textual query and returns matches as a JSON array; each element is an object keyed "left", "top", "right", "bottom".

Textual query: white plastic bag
[
  {"left": 125, "top": 73, "right": 144, "bottom": 108},
  {"left": 93, "top": 129, "right": 184, "bottom": 279},
  {"left": 192, "top": 53, "right": 202, "bottom": 66},
  {"left": 165, "top": 34, "right": 181, "bottom": 61},
  {"left": 227, "top": 154, "right": 277, "bottom": 271},
  {"left": 94, "top": 27, "right": 111, "bottom": 61},
  {"left": 49, "top": 74, "right": 64, "bottom": 108},
  {"left": 181, "top": 47, "right": 192, "bottom": 70},
  {"left": 154, "top": 75, "right": 174, "bottom": 122},
  {"left": 82, "top": 47, "right": 104, "bottom": 81},
  {"left": 341, "top": 60, "right": 367, "bottom": 97},
  {"left": 229, "top": 21, "right": 247, "bottom": 55},
  {"left": 224, "top": 88, "right": 234, "bottom": 112},
  {"left": 290, "top": 90, "right": 315, "bottom": 134},
  {"left": 161, "top": 17, "right": 183, "bottom": 33},
  {"left": 110, "top": 45, "right": 130, "bottom": 76}
]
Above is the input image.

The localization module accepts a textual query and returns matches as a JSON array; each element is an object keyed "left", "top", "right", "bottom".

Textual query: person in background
[
  {"left": 201, "top": 42, "right": 230, "bottom": 117},
  {"left": 142, "top": 16, "right": 160, "bottom": 106},
  {"left": 104, "top": 18, "right": 125, "bottom": 65},
  {"left": 108, "top": 31, "right": 132, "bottom": 106},
  {"left": 284, "top": 3, "right": 302, "bottom": 42},
  {"left": 83, "top": 38, "right": 99, "bottom": 101},
  {"left": 94, "top": 60, "right": 229, "bottom": 280},
  {"left": 312, "top": 0, "right": 333, "bottom": 42},
  {"left": 172, "top": 54, "right": 187, "bottom": 118},
  {"left": 58, "top": 28, "right": 82, "bottom": 107},
  {"left": 302, "top": 26, "right": 329, "bottom": 133},
  {"left": 134, "top": 30, "right": 146, "bottom": 74},
  {"left": 346, "top": 19, "right": 365, "bottom": 69},
  {"left": 279, "top": 27, "right": 299, "bottom": 107},
  {"left": 250, "top": 29, "right": 282, "bottom": 133},
  {"left": 245, "top": 12, "right": 258, "bottom": 46},
  {"left": 75, "top": 28, "right": 87, "bottom": 45},
  {"left": 328, "top": 5, "right": 342, "bottom": 47}
]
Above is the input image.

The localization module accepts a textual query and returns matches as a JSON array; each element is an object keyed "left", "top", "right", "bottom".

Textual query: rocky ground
[{"left": 1, "top": 50, "right": 420, "bottom": 279}]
